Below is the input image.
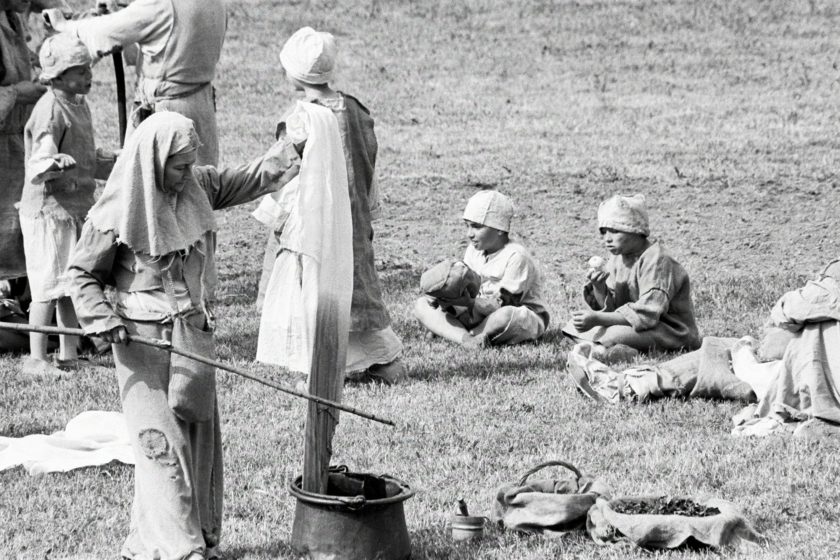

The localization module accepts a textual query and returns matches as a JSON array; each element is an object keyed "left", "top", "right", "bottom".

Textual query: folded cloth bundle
[
  {"left": 492, "top": 460, "right": 611, "bottom": 535},
  {"left": 420, "top": 259, "right": 481, "bottom": 301}
]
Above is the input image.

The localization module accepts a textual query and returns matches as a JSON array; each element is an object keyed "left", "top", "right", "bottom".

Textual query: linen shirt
[{"left": 463, "top": 241, "right": 550, "bottom": 327}]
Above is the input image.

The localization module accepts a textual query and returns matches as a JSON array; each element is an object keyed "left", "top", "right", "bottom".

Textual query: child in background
[
  {"left": 256, "top": 27, "right": 405, "bottom": 384},
  {"left": 18, "top": 33, "right": 114, "bottom": 376},
  {"left": 414, "top": 190, "right": 550, "bottom": 347},
  {"left": 563, "top": 194, "right": 701, "bottom": 363}
]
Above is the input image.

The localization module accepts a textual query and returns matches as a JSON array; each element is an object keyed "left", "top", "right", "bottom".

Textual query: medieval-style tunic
[{"left": 0, "top": 10, "right": 36, "bottom": 280}]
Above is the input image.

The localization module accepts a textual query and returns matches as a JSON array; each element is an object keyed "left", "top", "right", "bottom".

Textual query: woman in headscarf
[
  {"left": 45, "top": 0, "right": 226, "bottom": 165},
  {"left": 67, "top": 112, "right": 300, "bottom": 560},
  {"left": 1, "top": 0, "right": 47, "bottom": 283}
]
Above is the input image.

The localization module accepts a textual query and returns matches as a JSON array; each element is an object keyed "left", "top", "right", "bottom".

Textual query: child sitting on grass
[
  {"left": 414, "top": 190, "right": 550, "bottom": 347},
  {"left": 562, "top": 194, "right": 700, "bottom": 363},
  {"left": 18, "top": 33, "right": 114, "bottom": 377}
]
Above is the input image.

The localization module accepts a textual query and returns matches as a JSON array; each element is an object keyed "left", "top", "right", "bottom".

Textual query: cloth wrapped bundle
[
  {"left": 586, "top": 495, "right": 765, "bottom": 550},
  {"left": 420, "top": 259, "right": 481, "bottom": 301},
  {"left": 492, "top": 460, "right": 611, "bottom": 535}
]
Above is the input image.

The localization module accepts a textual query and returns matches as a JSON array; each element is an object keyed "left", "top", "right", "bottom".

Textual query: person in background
[
  {"left": 256, "top": 27, "right": 406, "bottom": 384},
  {"left": 18, "top": 33, "right": 116, "bottom": 377},
  {"left": 414, "top": 190, "right": 550, "bottom": 347},
  {"left": 563, "top": 194, "right": 701, "bottom": 364},
  {"left": 1, "top": 0, "right": 47, "bottom": 284},
  {"left": 44, "top": 0, "right": 226, "bottom": 165}
]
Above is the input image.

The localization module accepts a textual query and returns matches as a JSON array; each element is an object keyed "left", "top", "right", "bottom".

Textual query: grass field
[{"left": 3, "top": 0, "right": 840, "bottom": 558}]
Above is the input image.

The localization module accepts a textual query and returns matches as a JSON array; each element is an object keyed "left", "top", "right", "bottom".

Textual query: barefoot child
[
  {"left": 414, "top": 190, "right": 550, "bottom": 347},
  {"left": 563, "top": 194, "right": 700, "bottom": 363},
  {"left": 18, "top": 33, "right": 115, "bottom": 376},
  {"left": 255, "top": 27, "right": 405, "bottom": 384}
]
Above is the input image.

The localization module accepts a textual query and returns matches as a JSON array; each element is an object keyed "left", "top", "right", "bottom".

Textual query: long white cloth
[
  {"left": 255, "top": 101, "right": 353, "bottom": 376},
  {"left": 0, "top": 411, "right": 134, "bottom": 475}
]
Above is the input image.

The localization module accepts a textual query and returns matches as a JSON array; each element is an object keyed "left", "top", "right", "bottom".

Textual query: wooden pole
[
  {"left": 0, "top": 321, "right": 394, "bottom": 427},
  {"left": 302, "top": 294, "right": 346, "bottom": 493}
]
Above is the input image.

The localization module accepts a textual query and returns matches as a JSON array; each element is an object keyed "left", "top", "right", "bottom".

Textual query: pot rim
[{"left": 289, "top": 472, "right": 416, "bottom": 509}]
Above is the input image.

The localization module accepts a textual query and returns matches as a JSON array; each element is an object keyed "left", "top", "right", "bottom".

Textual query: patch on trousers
[{"left": 138, "top": 428, "right": 169, "bottom": 460}]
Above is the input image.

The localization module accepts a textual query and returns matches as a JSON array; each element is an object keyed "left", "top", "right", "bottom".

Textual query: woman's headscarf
[{"left": 87, "top": 112, "right": 216, "bottom": 257}]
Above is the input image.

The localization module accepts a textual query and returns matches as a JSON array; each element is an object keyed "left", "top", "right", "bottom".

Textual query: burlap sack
[
  {"left": 492, "top": 460, "right": 611, "bottom": 535},
  {"left": 420, "top": 260, "right": 481, "bottom": 301},
  {"left": 586, "top": 495, "right": 766, "bottom": 549}
]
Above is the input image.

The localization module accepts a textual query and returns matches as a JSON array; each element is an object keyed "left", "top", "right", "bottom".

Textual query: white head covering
[
  {"left": 39, "top": 33, "right": 92, "bottom": 82},
  {"left": 463, "top": 190, "right": 514, "bottom": 232},
  {"left": 87, "top": 112, "right": 216, "bottom": 257},
  {"left": 597, "top": 194, "right": 650, "bottom": 236},
  {"left": 279, "top": 26, "right": 337, "bottom": 85}
]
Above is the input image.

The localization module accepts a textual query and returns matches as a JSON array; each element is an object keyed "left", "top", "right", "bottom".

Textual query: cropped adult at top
[
  {"left": 68, "top": 112, "right": 300, "bottom": 560},
  {"left": 45, "top": 0, "right": 226, "bottom": 165},
  {"left": 1, "top": 0, "right": 47, "bottom": 281}
]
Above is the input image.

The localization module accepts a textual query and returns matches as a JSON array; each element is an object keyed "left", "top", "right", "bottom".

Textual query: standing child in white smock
[{"left": 19, "top": 33, "right": 114, "bottom": 376}]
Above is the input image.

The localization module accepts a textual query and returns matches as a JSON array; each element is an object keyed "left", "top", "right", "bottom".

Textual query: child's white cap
[
  {"left": 280, "top": 27, "right": 336, "bottom": 85},
  {"left": 597, "top": 194, "right": 650, "bottom": 236},
  {"left": 39, "top": 33, "right": 91, "bottom": 82},
  {"left": 463, "top": 190, "right": 514, "bottom": 232}
]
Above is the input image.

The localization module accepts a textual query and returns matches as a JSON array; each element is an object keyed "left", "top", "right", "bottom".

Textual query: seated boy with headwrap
[
  {"left": 18, "top": 33, "right": 115, "bottom": 377},
  {"left": 566, "top": 260, "right": 840, "bottom": 441},
  {"left": 255, "top": 27, "right": 406, "bottom": 384},
  {"left": 562, "top": 194, "right": 701, "bottom": 364},
  {"left": 414, "top": 190, "right": 550, "bottom": 347}
]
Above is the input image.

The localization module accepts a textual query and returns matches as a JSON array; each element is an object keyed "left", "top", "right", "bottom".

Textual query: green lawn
[{"left": 2, "top": 0, "right": 840, "bottom": 558}]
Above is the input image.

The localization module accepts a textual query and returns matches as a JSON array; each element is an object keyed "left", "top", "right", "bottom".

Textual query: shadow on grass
[
  {"left": 222, "top": 541, "right": 300, "bottom": 559},
  {"left": 408, "top": 524, "right": 596, "bottom": 559},
  {"left": 407, "top": 337, "right": 568, "bottom": 382}
]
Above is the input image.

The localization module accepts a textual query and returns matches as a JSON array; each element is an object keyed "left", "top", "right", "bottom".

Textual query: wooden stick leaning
[{"left": 0, "top": 321, "right": 395, "bottom": 427}]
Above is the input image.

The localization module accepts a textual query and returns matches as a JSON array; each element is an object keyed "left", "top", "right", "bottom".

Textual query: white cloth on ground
[
  {"left": 0, "top": 411, "right": 133, "bottom": 475},
  {"left": 255, "top": 101, "right": 353, "bottom": 376}
]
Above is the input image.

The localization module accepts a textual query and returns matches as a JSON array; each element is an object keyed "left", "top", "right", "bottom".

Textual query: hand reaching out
[{"left": 52, "top": 154, "right": 77, "bottom": 171}]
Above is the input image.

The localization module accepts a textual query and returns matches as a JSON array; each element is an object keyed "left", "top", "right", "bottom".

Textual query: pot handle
[{"left": 517, "top": 460, "right": 582, "bottom": 487}]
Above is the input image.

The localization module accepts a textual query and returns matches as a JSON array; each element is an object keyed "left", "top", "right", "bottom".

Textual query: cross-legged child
[
  {"left": 255, "top": 27, "right": 405, "bottom": 384},
  {"left": 562, "top": 194, "right": 700, "bottom": 364},
  {"left": 414, "top": 190, "right": 550, "bottom": 347},
  {"left": 18, "top": 33, "right": 114, "bottom": 376}
]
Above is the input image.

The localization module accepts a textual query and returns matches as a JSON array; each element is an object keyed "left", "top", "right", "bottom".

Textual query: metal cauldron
[{"left": 289, "top": 466, "right": 415, "bottom": 560}]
